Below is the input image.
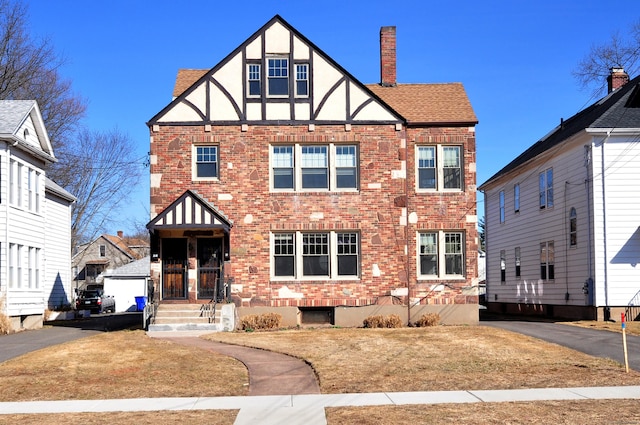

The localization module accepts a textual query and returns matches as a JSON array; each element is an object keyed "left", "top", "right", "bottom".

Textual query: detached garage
[{"left": 103, "top": 256, "right": 151, "bottom": 313}]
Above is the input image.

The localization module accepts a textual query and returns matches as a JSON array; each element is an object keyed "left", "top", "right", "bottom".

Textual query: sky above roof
[{"left": 25, "top": 0, "right": 640, "bottom": 231}]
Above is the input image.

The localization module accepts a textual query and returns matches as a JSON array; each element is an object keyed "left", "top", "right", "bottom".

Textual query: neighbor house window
[
  {"left": 416, "top": 145, "right": 463, "bottom": 190},
  {"left": 418, "top": 231, "right": 464, "bottom": 278},
  {"left": 514, "top": 183, "right": 520, "bottom": 213},
  {"left": 194, "top": 145, "right": 219, "bottom": 179},
  {"left": 268, "top": 57, "right": 289, "bottom": 96},
  {"left": 500, "top": 250, "right": 506, "bottom": 283},
  {"left": 271, "top": 144, "right": 358, "bottom": 191},
  {"left": 99, "top": 244, "right": 106, "bottom": 257},
  {"left": 515, "top": 247, "right": 521, "bottom": 278},
  {"left": 295, "top": 64, "right": 309, "bottom": 97},
  {"left": 539, "top": 168, "right": 553, "bottom": 209},
  {"left": 569, "top": 208, "right": 577, "bottom": 246},
  {"left": 248, "top": 64, "right": 261, "bottom": 96},
  {"left": 271, "top": 231, "right": 360, "bottom": 279},
  {"left": 499, "top": 191, "right": 505, "bottom": 223},
  {"left": 540, "top": 241, "right": 555, "bottom": 280}
]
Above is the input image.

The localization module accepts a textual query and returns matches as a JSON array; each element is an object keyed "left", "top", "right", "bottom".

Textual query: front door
[
  {"left": 197, "top": 238, "right": 222, "bottom": 299},
  {"left": 162, "top": 238, "right": 187, "bottom": 299}
]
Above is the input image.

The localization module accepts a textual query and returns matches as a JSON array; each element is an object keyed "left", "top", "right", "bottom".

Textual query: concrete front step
[
  {"left": 154, "top": 316, "right": 218, "bottom": 325},
  {"left": 148, "top": 323, "right": 223, "bottom": 332}
]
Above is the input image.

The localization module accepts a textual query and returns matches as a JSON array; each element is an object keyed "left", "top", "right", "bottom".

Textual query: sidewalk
[{"left": 1, "top": 386, "right": 639, "bottom": 425}]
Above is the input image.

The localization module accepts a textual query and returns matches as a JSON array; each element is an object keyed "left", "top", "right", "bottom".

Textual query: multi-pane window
[
  {"left": 514, "top": 183, "right": 520, "bottom": 213},
  {"left": 17, "top": 244, "right": 23, "bottom": 288},
  {"left": 416, "top": 146, "right": 463, "bottom": 190},
  {"left": 28, "top": 247, "right": 35, "bottom": 289},
  {"left": 418, "top": 231, "right": 464, "bottom": 277},
  {"left": 515, "top": 247, "right": 521, "bottom": 278},
  {"left": 569, "top": 208, "right": 577, "bottom": 246},
  {"left": 540, "top": 241, "right": 555, "bottom": 280},
  {"left": 248, "top": 64, "right": 261, "bottom": 96},
  {"left": 271, "top": 144, "right": 358, "bottom": 191},
  {"left": 539, "top": 168, "right": 553, "bottom": 209},
  {"left": 28, "top": 169, "right": 40, "bottom": 212},
  {"left": 195, "top": 146, "right": 219, "bottom": 179},
  {"left": 417, "top": 147, "right": 436, "bottom": 189},
  {"left": 271, "top": 231, "right": 359, "bottom": 279},
  {"left": 9, "top": 243, "right": 15, "bottom": 288},
  {"left": 268, "top": 58, "right": 288, "bottom": 96},
  {"left": 499, "top": 191, "right": 505, "bottom": 223},
  {"left": 500, "top": 250, "right": 506, "bottom": 283},
  {"left": 301, "top": 146, "right": 328, "bottom": 189},
  {"left": 35, "top": 248, "right": 41, "bottom": 289},
  {"left": 274, "top": 233, "right": 295, "bottom": 277},
  {"left": 296, "top": 64, "right": 309, "bottom": 97},
  {"left": 272, "top": 146, "right": 294, "bottom": 189},
  {"left": 99, "top": 244, "right": 106, "bottom": 257},
  {"left": 10, "top": 160, "right": 23, "bottom": 207}
]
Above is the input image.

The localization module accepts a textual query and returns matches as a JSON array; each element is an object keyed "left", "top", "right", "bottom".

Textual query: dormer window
[{"left": 268, "top": 57, "right": 288, "bottom": 96}]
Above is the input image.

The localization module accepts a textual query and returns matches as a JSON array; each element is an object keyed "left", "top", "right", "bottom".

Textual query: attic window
[
  {"left": 268, "top": 58, "right": 289, "bottom": 96},
  {"left": 23, "top": 129, "right": 29, "bottom": 138},
  {"left": 625, "top": 84, "right": 640, "bottom": 108}
]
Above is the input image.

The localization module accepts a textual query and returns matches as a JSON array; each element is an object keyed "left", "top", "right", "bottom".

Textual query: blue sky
[{"left": 25, "top": 0, "right": 640, "bottom": 234}]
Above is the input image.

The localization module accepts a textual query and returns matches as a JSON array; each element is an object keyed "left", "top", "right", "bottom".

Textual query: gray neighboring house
[{"left": 0, "top": 100, "right": 75, "bottom": 331}]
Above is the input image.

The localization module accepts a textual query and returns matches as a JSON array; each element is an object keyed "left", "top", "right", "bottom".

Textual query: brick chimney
[
  {"left": 117, "top": 230, "right": 123, "bottom": 239},
  {"left": 380, "top": 26, "right": 396, "bottom": 87},
  {"left": 607, "top": 67, "right": 629, "bottom": 93}
]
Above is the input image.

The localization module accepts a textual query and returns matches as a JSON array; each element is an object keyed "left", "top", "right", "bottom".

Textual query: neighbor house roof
[
  {"left": 103, "top": 256, "right": 150, "bottom": 278},
  {"left": 171, "top": 70, "right": 477, "bottom": 126},
  {"left": 480, "top": 74, "right": 640, "bottom": 189}
]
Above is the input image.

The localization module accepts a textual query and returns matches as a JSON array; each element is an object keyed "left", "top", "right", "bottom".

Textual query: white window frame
[
  {"left": 270, "top": 231, "right": 360, "bottom": 280},
  {"left": 540, "top": 241, "right": 555, "bottom": 281},
  {"left": 192, "top": 145, "right": 219, "bottom": 181},
  {"left": 295, "top": 63, "right": 309, "bottom": 97},
  {"left": 267, "top": 57, "right": 289, "bottom": 97},
  {"left": 499, "top": 190, "right": 505, "bottom": 223},
  {"left": 417, "top": 231, "right": 465, "bottom": 279},
  {"left": 270, "top": 144, "right": 359, "bottom": 192},
  {"left": 514, "top": 183, "right": 520, "bottom": 213},
  {"left": 416, "top": 145, "right": 463, "bottom": 191},
  {"left": 500, "top": 249, "right": 506, "bottom": 283},
  {"left": 539, "top": 168, "right": 553, "bottom": 209},
  {"left": 515, "top": 247, "right": 521, "bottom": 279},
  {"left": 247, "top": 63, "right": 261, "bottom": 97},
  {"left": 99, "top": 244, "right": 106, "bottom": 258},
  {"left": 9, "top": 243, "right": 15, "bottom": 288}
]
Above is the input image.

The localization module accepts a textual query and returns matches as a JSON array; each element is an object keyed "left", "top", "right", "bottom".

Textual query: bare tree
[
  {"left": 573, "top": 19, "right": 640, "bottom": 96},
  {"left": 0, "top": 0, "right": 86, "bottom": 149},
  {"left": 54, "top": 128, "right": 146, "bottom": 248}
]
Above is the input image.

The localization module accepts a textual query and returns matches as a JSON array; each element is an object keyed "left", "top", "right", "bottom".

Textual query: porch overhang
[{"left": 146, "top": 190, "right": 233, "bottom": 234}]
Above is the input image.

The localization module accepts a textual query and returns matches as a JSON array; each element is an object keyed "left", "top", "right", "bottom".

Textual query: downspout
[
  {"left": 404, "top": 130, "right": 411, "bottom": 326},
  {"left": 600, "top": 135, "right": 611, "bottom": 318}
]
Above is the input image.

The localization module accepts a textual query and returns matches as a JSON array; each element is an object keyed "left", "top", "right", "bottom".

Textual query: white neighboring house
[
  {"left": 102, "top": 256, "right": 150, "bottom": 313},
  {"left": 0, "top": 100, "right": 75, "bottom": 331},
  {"left": 479, "top": 69, "right": 640, "bottom": 321}
]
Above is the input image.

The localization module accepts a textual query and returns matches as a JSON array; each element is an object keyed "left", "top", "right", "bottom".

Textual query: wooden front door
[
  {"left": 197, "top": 238, "right": 222, "bottom": 300},
  {"left": 162, "top": 238, "right": 187, "bottom": 299}
]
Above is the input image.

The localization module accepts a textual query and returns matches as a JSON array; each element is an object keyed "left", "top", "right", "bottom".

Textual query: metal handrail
[{"left": 625, "top": 289, "right": 640, "bottom": 321}]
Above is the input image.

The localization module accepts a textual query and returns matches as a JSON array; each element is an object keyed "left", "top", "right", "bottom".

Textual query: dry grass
[
  {"left": 0, "top": 296, "right": 11, "bottom": 335},
  {"left": 0, "top": 330, "right": 248, "bottom": 402},
  {"left": 562, "top": 320, "right": 640, "bottom": 336},
  {"left": 326, "top": 400, "right": 640, "bottom": 424},
  {"left": 206, "top": 326, "right": 640, "bottom": 393},
  {"left": 0, "top": 410, "right": 238, "bottom": 425}
]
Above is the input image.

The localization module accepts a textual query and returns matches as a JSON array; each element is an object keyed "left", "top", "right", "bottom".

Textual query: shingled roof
[{"left": 480, "top": 74, "right": 640, "bottom": 189}]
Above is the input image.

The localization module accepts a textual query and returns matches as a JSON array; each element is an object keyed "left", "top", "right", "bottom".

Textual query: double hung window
[
  {"left": 539, "top": 168, "right": 553, "bottom": 209},
  {"left": 418, "top": 231, "right": 464, "bottom": 278},
  {"left": 194, "top": 145, "right": 219, "bottom": 179},
  {"left": 417, "top": 146, "right": 463, "bottom": 191},
  {"left": 296, "top": 64, "right": 309, "bottom": 97},
  {"left": 540, "top": 241, "right": 555, "bottom": 280},
  {"left": 499, "top": 191, "right": 505, "bottom": 223},
  {"left": 271, "top": 144, "right": 358, "bottom": 191},
  {"left": 500, "top": 250, "right": 506, "bottom": 283},
  {"left": 248, "top": 64, "right": 261, "bottom": 96},
  {"left": 268, "top": 58, "right": 288, "bottom": 96},
  {"left": 272, "top": 231, "right": 359, "bottom": 279}
]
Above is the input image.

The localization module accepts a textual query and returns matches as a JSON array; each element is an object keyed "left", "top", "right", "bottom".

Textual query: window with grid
[
  {"left": 271, "top": 144, "right": 358, "bottom": 191},
  {"left": 416, "top": 145, "right": 463, "bottom": 191},
  {"left": 268, "top": 58, "right": 289, "bottom": 96},
  {"left": 195, "top": 146, "right": 219, "bottom": 179},
  {"left": 540, "top": 241, "right": 555, "bottom": 280},
  {"left": 272, "top": 232, "right": 360, "bottom": 279},
  {"left": 296, "top": 64, "right": 309, "bottom": 97},
  {"left": 418, "top": 231, "right": 464, "bottom": 278},
  {"left": 248, "top": 64, "right": 261, "bottom": 96},
  {"left": 569, "top": 208, "right": 577, "bottom": 246}
]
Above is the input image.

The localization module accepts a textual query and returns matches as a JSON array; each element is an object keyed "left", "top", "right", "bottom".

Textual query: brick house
[{"left": 147, "top": 15, "right": 479, "bottom": 326}]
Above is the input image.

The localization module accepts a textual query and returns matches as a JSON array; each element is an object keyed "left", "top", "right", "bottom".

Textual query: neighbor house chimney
[
  {"left": 607, "top": 67, "right": 629, "bottom": 93},
  {"left": 380, "top": 26, "right": 396, "bottom": 87},
  {"left": 117, "top": 230, "right": 123, "bottom": 239}
]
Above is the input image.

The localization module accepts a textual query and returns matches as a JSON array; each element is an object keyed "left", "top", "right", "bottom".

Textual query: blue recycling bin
[{"left": 135, "top": 296, "right": 146, "bottom": 312}]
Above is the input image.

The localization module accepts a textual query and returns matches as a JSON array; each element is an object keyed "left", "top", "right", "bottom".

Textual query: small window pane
[
  {"left": 337, "top": 233, "right": 358, "bottom": 276},
  {"left": 273, "top": 146, "right": 294, "bottom": 189},
  {"left": 419, "top": 233, "right": 438, "bottom": 275},
  {"left": 274, "top": 234, "right": 295, "bottom": 276},
  {"left": 301, "top": 146, "right": 328, "bottom": 189},
  {"left": 268, "top": 58, "right": 289, "bottom": 96},
  {"left": 196, "top": 146, "right": 218, "bottom": 178},
  {"left": 444, "top": 232, "right": 463, "bottom": 275},
  {"left": 336, "top": 146, "right": 357, "bottom": 189},
  {"left": 443, "top": 147, "right": 461, "bottom": 189},
  {"left": 296, "top": 64, "right": 308, "bottom": 96},
  {"left": 302, "top": 233, "right": 329, "bottom": 276},
  {"left": 248, "top": 64, "right": 261, "bottom": 96},
  {"left": 418, "top": 147, "right": 436, "bottom": 189}
]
